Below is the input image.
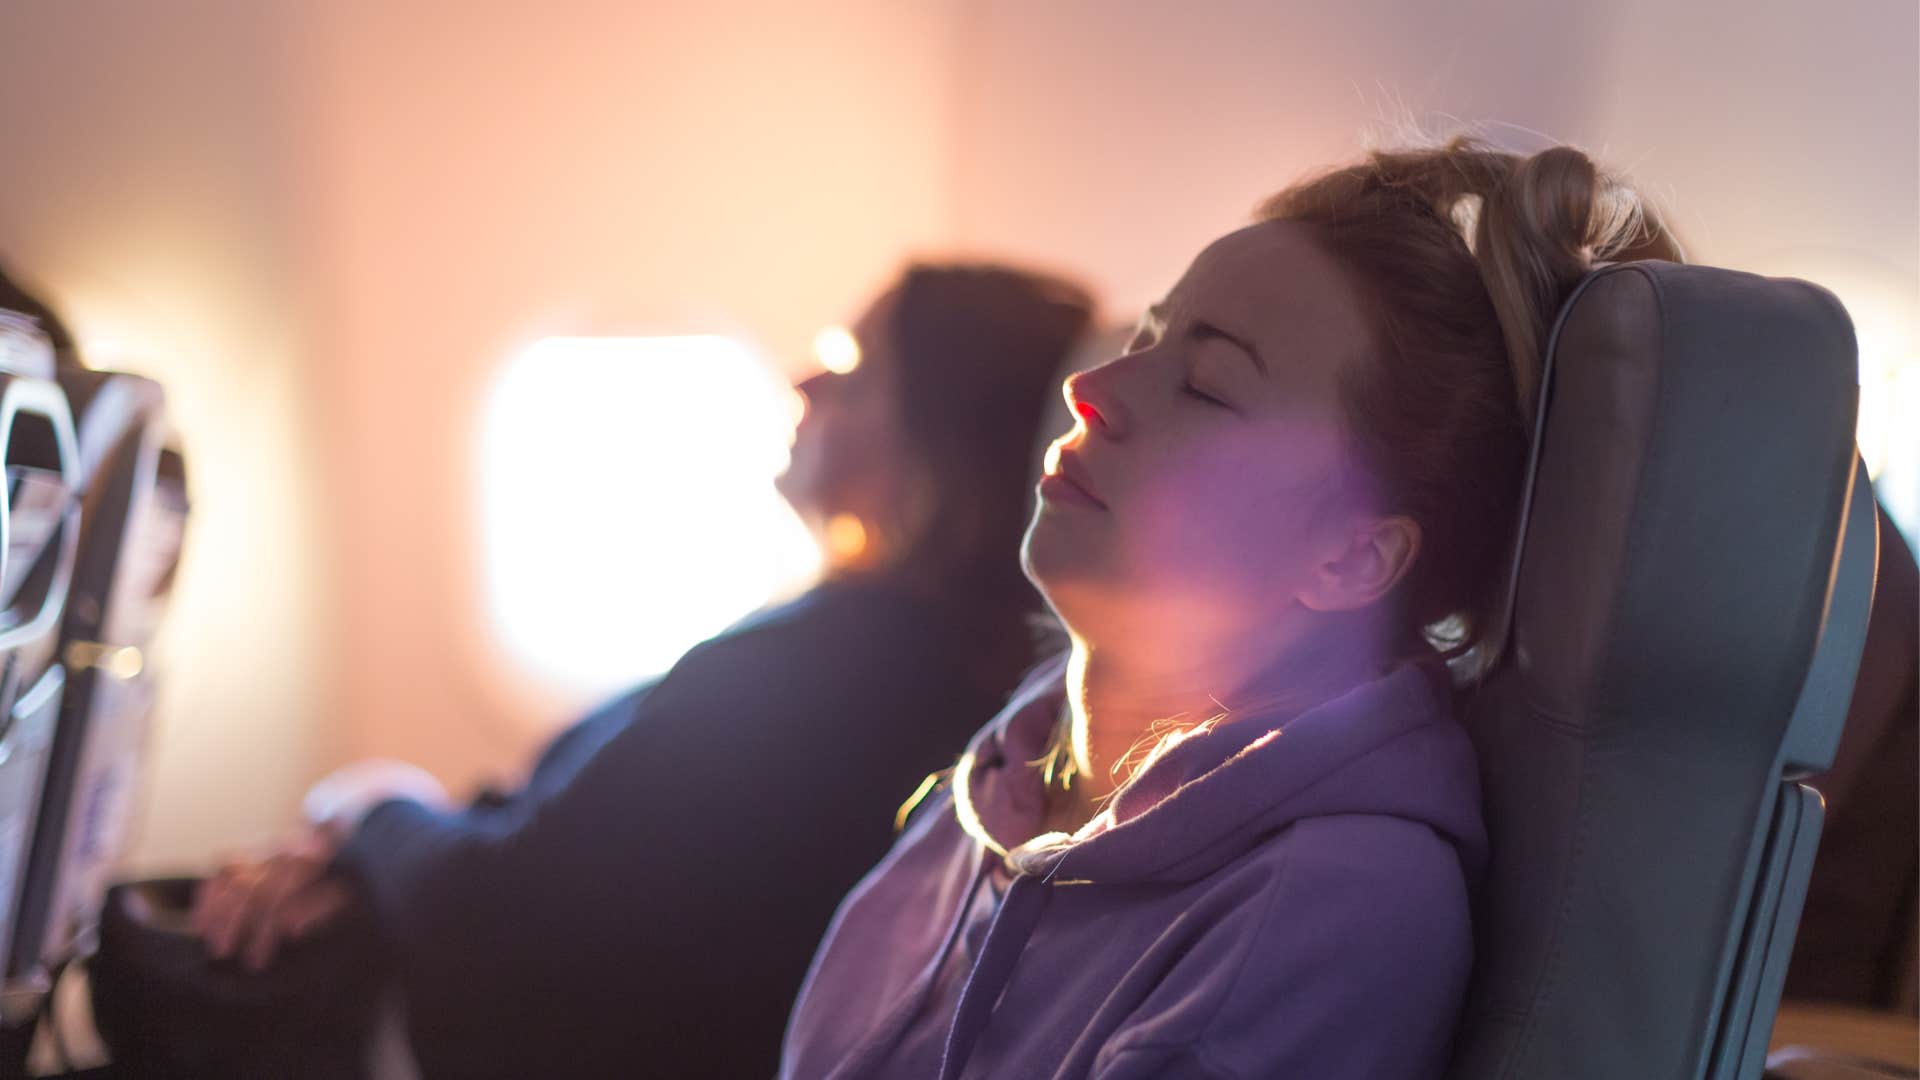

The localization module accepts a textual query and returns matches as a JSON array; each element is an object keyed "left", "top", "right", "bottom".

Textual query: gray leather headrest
[{"left": 1451, "top": 261, "right": 1862, "bottom": 1077}]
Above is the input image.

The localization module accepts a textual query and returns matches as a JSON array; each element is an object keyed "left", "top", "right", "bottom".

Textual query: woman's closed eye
[{"left": 1182, "top": 379, "right": 1229, "bottom": 407}]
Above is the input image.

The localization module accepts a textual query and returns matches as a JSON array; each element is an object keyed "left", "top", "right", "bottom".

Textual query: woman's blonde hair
[{"left": 1258, "top": 136, "right": 1682, "bottom": 661}]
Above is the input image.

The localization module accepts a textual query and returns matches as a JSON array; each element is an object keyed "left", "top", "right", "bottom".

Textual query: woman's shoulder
[
  {"left": 648, "top": 584, "right": 975, "bottom": 719},
  {"left": 1094, "top": 814, "right": 1474, "bottom": 1077},
  {"left": 1201, "top": 810, "right": 1473, "bottom": 936},
  {"left": 1270, "top": 812, "right": 1471, "bottom": 916}
]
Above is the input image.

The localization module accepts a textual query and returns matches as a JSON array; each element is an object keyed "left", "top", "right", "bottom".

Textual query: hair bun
[
  {"left": 1503, "top": 146, "right": 1601, "bottom": 274},
  {"left": 1464, "top": 141, "right": 1681, "bottom": 420}
]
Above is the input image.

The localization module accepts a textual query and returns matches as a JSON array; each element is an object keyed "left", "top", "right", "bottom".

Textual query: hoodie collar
[{"left": 952, "top": 655, "right": 1485, "bottom": 888}]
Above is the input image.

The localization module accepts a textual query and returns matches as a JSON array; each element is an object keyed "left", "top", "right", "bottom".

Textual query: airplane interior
[{"left": 0, "top": 3, "right": 1912, "bottom": 1078}]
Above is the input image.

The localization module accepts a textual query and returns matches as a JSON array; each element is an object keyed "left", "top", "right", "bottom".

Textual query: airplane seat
[
  {"left": 0, "top": 312, "right": 84, "bottom": 1061},
  {"left": 10, "top": 361, "right": 373, "bottom": 1079},
  {"left": 1447, "top": 260, "right": 1874, "bottom": 1080},
  {"left": 1783, "top": 500, "right": 1919, "bottom": 1014},
  {"left": 6, "top": 367, "right": 187, "bottom": 1018}
]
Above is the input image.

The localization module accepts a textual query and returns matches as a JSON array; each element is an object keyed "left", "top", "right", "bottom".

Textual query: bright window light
[
  {"left": 480, "top": 335, "right": 820, "bottom": 695},
  {"left": 1813, "top": 269, "right": 1920, "bottom": 544},
  {"left": 1756, "top": 251, "right": 1920, "bottom": 547}
]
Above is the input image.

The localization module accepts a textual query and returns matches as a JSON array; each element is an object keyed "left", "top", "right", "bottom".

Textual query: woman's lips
[{"left": 1040, "top": 452, "right": 1107, "bottom": 509}]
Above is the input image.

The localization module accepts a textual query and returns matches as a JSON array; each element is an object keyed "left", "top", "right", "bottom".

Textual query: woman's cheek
[
  {"left": 1121, "top": 481, "right": 1235, "bottom": 590},
  {"left": 1128, "top": 470, "right": 1296, "bottom": 596}
]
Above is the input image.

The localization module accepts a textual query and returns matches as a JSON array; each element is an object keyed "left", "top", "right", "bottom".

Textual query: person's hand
[
  {"left": 191, "top": 827, "right": 354, "bottom": 972},
  {"left": 192, "top": 758, "right": 447, "bottom": 971}
]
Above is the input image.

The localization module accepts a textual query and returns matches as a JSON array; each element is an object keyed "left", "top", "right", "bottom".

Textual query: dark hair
[
  {"left": 0, "top": 262, "right": 79, "bottom": 363},
  {"left": 1259, "top": 137, "right": 1682, "bottom": 662},
  {"left": 884, "top": 263, "right": 1094, "bottom": 689}
]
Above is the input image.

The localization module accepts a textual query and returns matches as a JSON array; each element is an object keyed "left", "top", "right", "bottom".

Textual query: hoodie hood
[{"left": 951, "top": 654, "right": 1487, "bottom": 889}]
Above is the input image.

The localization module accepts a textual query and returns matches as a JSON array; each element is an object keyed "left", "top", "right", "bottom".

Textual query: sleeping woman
[{"left": 780, "top": 137, "right": 1682, "bottom": 1079}]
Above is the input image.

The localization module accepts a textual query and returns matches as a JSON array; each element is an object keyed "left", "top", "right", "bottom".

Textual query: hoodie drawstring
[
  {"left": 826, "top": 853, "right": 992, "bottom": 1080},
  {"left": 937, "top": 871, "right": 1055, "bottom": 1080}
]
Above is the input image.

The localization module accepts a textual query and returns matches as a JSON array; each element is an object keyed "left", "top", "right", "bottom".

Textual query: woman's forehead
[{"left": 1170, "top": 221, "right": 1370, "bottom": 350}]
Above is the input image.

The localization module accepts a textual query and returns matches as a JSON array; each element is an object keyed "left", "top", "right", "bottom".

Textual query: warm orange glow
[
  {"left": 106, "top": 646, "right": 146, "bottom": 681},
  {"left": 63, "top": 642, "right": 146, "bottom": 680},
  {"left": 825, "top": 512, "right": 869, "bottom": 562},
  {"left": 813, "top": 326, "right": 861, "bottom": 375},
  {"left": 893, "top": 771, "right": 942, "bottom": 833},
  {"left": 1042, "top": 440, "right": 1063, "bottom": 475}
]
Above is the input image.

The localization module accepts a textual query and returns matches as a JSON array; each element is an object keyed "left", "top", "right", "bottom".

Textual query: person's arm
[
  {"left": 340, "top": 685, "right": 758, "bottom": 935},
  {"left": 192, "top": 688, "right": 648, "bottom": 970},
  {"left": 212, "top": 585, "right": 968, "bottom": 1072},
  {"left": 465, "top": 680, "right": 657, "bottom": 812},
  {"left": 327, "top": 643, "right": 837, "bottom": 1072}
]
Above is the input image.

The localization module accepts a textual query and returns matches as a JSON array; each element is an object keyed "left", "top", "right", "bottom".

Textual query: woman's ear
[{"left": 1297, "top": 515, "right": 1421, "bottom": 613}]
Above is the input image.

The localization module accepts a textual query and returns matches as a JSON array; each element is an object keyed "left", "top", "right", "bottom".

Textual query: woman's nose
[
  {"left": 792, "top": 370, "right": 851, "bottom": 424},
  {"left": 1064, "top": 369, "right": 1125, "bottom": 438},
  {"left": 794, "top": 370, "right": 838, "bottom": 400}
]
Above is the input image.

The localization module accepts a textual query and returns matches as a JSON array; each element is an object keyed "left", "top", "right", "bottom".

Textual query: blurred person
[
  {"left": 781, "top": 139, "right": 1683, "bottom": 1079},
  {"left": 192, "top": 263, "right": 1094, "bottom": 1078}
]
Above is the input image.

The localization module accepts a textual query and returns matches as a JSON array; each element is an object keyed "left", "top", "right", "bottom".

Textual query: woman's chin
[
  {"left": 1019, "top": 513, "right": 1077, "bottom": 586},
  {"left": 1021, "top": 530, "right": 1108, "bottom": 625}
]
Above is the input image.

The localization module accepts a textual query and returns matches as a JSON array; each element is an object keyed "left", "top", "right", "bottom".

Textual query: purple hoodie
[{"left": 781, "top": 655, "right": 1486, "bottom": 1079}]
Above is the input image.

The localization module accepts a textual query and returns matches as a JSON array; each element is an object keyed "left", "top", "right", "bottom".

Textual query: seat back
[
  {"left": 1449, "top": 261, "right": 1874, "bottom": 1080},
  {"left": 0, "top": 316, "right": 82, "bottom": 1020},
  {"left": 7, "top": 369, "right": 186, "bottom": 985}
]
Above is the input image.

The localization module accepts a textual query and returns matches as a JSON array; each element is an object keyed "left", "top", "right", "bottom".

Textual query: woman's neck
[{"left": 1054, "top": 615, "right": 1395, "bottom": 814}]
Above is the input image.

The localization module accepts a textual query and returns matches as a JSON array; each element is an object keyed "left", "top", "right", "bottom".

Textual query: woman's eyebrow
[
  {"left": 1146, "top": 299, "right": 1266, "bottom": 376},
  {"left": 1193, "top": 315, "right": 1268, "bottom": 376}
]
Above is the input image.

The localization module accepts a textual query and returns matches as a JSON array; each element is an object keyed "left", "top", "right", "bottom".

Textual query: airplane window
[
  {"left": 1760, "top": 252, "right": 1919, "bottom": 544},
  {"left": 1862, "top": 349, "right": 1919, "bottom": 544},
  {"left": 478, "top": 335, "right": 819, "bottom": 696}
]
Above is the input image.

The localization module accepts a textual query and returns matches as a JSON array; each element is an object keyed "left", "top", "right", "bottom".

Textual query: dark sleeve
[
  {"left": 464, "top": 682, "right": 653, "bottom": 812},
  {"left": 329, "top": 615, "right": 969, "bottom": 1077}
]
